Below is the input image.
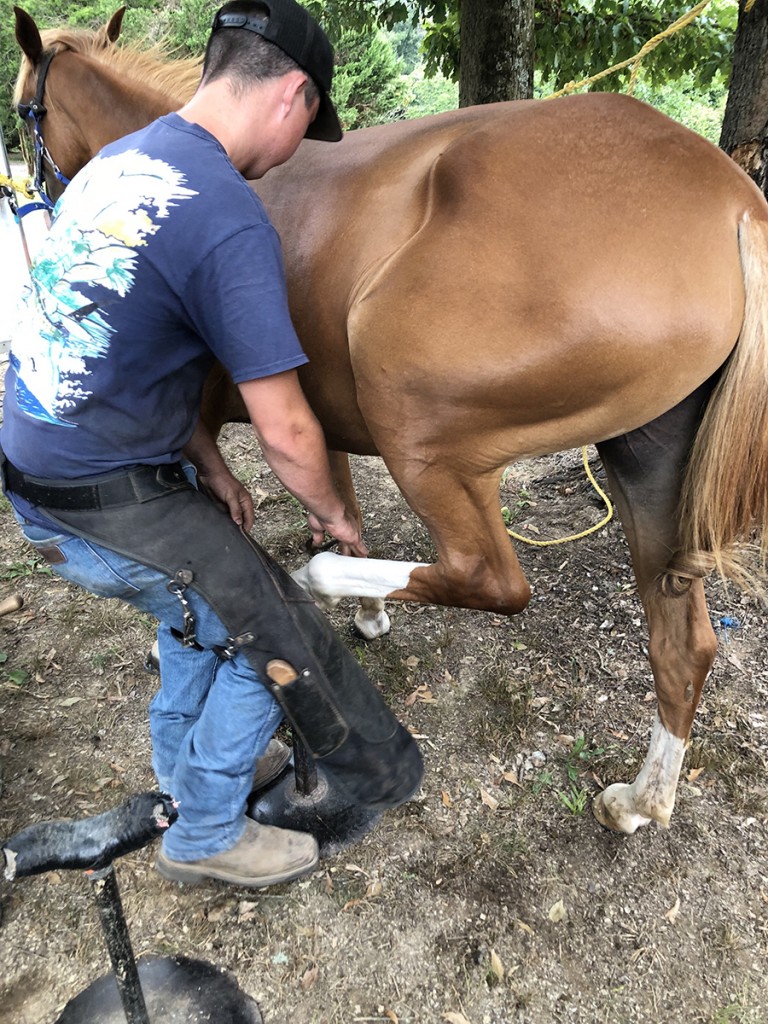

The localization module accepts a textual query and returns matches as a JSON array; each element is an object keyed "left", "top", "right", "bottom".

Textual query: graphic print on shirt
[{"left": 11, "top": 150, "right": 197, "bottom": 426}]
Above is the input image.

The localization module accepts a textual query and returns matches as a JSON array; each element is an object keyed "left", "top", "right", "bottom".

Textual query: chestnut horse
[{"left": 13, "top": 7, "right": 768, "bottom": 836}]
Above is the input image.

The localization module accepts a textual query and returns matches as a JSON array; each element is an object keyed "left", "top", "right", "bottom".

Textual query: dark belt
[{"left": 3, "top": 460, "right": 191, "bottom": 511}]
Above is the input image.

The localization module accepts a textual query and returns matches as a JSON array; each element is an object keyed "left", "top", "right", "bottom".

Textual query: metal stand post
[
  {"left": 88, "top": 866, "right": 151, "bottom": 1024},
  {"left": 248, "top": 733, "right": 382, "bottom": 857}
]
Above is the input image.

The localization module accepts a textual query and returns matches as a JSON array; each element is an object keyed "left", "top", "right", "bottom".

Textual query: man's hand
[
  {"left": 198, "top": 466, "right": 255, "bottom": 532},
  {"left": 306, "top": 509, "right": 368, "bottom": 557},
  {"left": 238, "top": 371, "right": 371, "bottom": 557},
  {"left": 183, "top": 419, "right": 255, "bottom": 531}
]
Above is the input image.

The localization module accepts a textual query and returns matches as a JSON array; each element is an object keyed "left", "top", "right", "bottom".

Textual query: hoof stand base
[
  {"left": 248, "top": 763, "right": 382, "bottom": 857},
  {"left": 56, "top": 954, "right": 263, "bottom": 1023}
]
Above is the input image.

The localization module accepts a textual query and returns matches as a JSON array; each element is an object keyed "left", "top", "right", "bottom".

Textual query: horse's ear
[
  {"left": 14, "top": 6, "right": 44, "bottom": 63},
  {"left": 102, "top": 7, "right": 126, "bottom": 45}
]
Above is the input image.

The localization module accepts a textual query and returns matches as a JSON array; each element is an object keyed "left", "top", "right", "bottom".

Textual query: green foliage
[
  {"left": 534, "top": 0, "right": 737, "bottom": 93},
  {"left": 421, "top": 8, "right": 459, "bottom": 82},
  {"left": 0, "top": 555, "right": 52, "bottom": 579},
  {"left": 406, "top": 70, "right": 457, "bottom": 116},
  {"left": 332, "top": 27, "right": 409, "bottom": 129},
  {"left": 322, "top": 0, "right": 737, "bottom": 95},
  {"left": 164, "top": 0, "right": 216, "bottom": 54},
  {"left": 634, "top": 71, "right": 728, "bottom": 144},
  {"left": 562, "top": 733, "right": 605, "bottom": 782},
  {"left": 0, "top": 0, "right": 740, "bottom": 162},
  {"left": 5, "top": 666, "right": 30, "bottom": 686},
  {"left": 556, "top": 783, "right": 589, "bottom": 815},
  {"left": 385, "top": 19, "right": 423, "bottom": 74}
]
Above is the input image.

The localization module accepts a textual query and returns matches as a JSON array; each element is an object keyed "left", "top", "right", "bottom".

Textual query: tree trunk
[
  {"left": 458, "top": 0, "right": 534, "bottom": 108},
  {"left": 720, "top": 0, "right": 768, "bottom": 197}
]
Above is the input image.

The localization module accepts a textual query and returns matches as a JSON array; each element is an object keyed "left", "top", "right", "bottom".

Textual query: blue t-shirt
[{"left": 2, "top": 114, "right": 308, "bottom": 520}]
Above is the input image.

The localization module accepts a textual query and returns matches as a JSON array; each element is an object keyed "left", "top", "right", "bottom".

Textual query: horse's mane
[{"left": 13, "top": 25, "right": 201, "bottom": 107}]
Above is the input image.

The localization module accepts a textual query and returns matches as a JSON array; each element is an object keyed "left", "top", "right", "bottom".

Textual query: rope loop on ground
[{"left": 506, "top": 447, "right": 614, "bottom": 548}]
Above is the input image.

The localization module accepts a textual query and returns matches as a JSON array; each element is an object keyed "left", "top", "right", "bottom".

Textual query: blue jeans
[{"left": 15, "top": 513, "right": 283, "bottom": 862}]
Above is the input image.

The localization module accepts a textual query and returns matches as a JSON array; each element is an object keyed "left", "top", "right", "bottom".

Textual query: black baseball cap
[{"left": 211, "top": 0, "right": 342, "bottom": 142}]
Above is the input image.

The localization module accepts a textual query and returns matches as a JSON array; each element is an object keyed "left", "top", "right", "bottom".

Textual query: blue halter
[{"left": 16, "top": 49, "right": 71, "bottom": 215}]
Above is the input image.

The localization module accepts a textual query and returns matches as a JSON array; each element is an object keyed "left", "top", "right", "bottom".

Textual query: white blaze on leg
[
  {"left": 292, "top": 551, "right": 427, "bottom": 602},
  {"left": 292, "top": 551, "right": 427, "bottom": 607},
  {"left": 292, "top": 552, "right": 428, "bottom": 640},
  {"left": 592, "top": 712, "right": 687, "bottom": 834}
]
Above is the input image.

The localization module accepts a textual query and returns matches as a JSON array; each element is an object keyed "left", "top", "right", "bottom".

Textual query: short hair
[{"left": 202, "top": 1, "right": 319, "bottom": 107}]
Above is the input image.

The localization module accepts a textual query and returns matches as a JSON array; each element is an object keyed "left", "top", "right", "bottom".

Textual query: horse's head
[
  {"left": 12, "top": 6, "right": 198, "bottom": 205},
  {"left": 14, "top": 6, "right": 126, "bottom": 202}
]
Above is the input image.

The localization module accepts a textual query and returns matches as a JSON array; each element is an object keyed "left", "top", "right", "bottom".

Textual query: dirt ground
[{"left": 1, "top": 406, "right": 767, "bottom": 1024}]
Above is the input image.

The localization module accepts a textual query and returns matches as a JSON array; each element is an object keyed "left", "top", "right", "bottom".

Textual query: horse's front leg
[
  {"left": 325, "top": 450, "right": 391, "bottom": 639},
  {"left": 293, "top": 458, "right": 532, "bottom": 621}
]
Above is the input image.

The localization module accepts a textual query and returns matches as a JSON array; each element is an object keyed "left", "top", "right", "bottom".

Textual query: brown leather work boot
[
  {"left": 155, "top": 818, "right": 318, "bottom": 888},
  {"left": 252, "top": 738, "right": 291, "bottom": 791}
]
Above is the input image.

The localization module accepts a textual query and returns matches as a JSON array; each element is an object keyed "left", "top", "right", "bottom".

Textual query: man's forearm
[
  {"left": 238, "top": 371, "right": 366, "bottom": 555},
  {"left": 256, "top": 418, "right": 346, "bottom": 526}
]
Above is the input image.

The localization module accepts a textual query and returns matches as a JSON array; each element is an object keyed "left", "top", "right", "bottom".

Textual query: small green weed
[
  {"left": 711, "top": 1002, "right": 761, "bottom": 1024},
  {"left": 500, "top": 489, "right": 533, "bottom": 527},
  {"left": 1, "top": 556, "right": 53, "bottom": 580},
  {"left": 91, "top": 648, "right": 123, "bottom": 673},
  {"left": 563, "top": 733, "right": 605, "bottom": 781},
  {"left": 5, "top": 667, "right": 29, "bottom": 687},
  {"left": 557, "top": 784, "right": 589, "bottom": 816},
  {"left": 532, "top": 769, "right": 554, "bottom": 794}
]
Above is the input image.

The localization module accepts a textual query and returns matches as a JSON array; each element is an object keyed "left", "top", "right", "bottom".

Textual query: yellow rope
[
  {"left": 745, "top": 0, "right": 757, "bottom": 12},
  {"left": 545, "top": 0, "right": 713, "bottom": 100},
  {"left": 0, "top": 173, "right": 36, "bottom": 200},
  {"left": 507, "top": 447, "right": 614, "bottom": 547}
]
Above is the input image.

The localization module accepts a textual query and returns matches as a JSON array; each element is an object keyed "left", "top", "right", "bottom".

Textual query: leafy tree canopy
[
  {"left": 0, "top": 0, "right": 740, "bottom": 157},
  {"left": 312, "top": 0, "right": 737, "bottom": 89}
]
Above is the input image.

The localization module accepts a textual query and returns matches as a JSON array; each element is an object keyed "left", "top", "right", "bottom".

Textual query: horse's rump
[{"left": 258, "top": 94, "right": 764, "bottom": 464}]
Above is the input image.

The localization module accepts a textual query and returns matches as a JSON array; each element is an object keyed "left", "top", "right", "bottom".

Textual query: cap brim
[{"left": 305, "top": 92, "right": 343, "bottom": 142}]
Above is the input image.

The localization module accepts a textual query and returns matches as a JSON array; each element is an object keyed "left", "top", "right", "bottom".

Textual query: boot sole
[{"left": 155, "top": 848, "right": 319, "bottom": 888}]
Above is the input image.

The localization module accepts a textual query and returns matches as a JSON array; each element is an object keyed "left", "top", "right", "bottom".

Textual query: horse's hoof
[
  {"left": 592, "top": 784, "right": 652, "bottom": 835},
  {"left": 353, "top": 607, "right": 391, "bottom": 640}
]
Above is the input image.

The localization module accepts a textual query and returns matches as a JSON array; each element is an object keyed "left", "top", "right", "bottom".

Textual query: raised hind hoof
[
  {"left": 592, "top": 784, "right": 653, "bottom": 835},
  {"left": 354, "top": 606, "right": 391, "bottom": 640}
]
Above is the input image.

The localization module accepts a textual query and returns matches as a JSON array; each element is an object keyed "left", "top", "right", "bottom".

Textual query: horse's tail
[{"left": 673, "top": 215, "right": 768, "bottom": 592}]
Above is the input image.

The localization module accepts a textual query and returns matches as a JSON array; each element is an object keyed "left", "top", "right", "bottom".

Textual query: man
[{"left": 0, "top": 0, "right": 393, "bottom": 889}]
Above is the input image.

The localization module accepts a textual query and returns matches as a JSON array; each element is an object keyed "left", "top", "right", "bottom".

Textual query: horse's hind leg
[{"left": 592, "top": 379, "right": 719, "bottom": 834}]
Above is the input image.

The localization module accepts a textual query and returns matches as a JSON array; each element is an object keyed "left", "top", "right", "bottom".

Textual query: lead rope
[
  {"left": 506, "top": 446, "right": 614, "bottom": 547},
  {"left": 0, "top": 122, "right": 47, "bottom": 273}
]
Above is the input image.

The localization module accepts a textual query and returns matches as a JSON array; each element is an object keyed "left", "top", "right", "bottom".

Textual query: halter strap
[{"left": 16, "top": 49, "right": 71, "bottom": 212}]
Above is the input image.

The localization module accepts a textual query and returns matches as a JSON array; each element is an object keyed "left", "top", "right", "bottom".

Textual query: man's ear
[{"left": 279, "top": 71, "right": 310, "bottom": 120}]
